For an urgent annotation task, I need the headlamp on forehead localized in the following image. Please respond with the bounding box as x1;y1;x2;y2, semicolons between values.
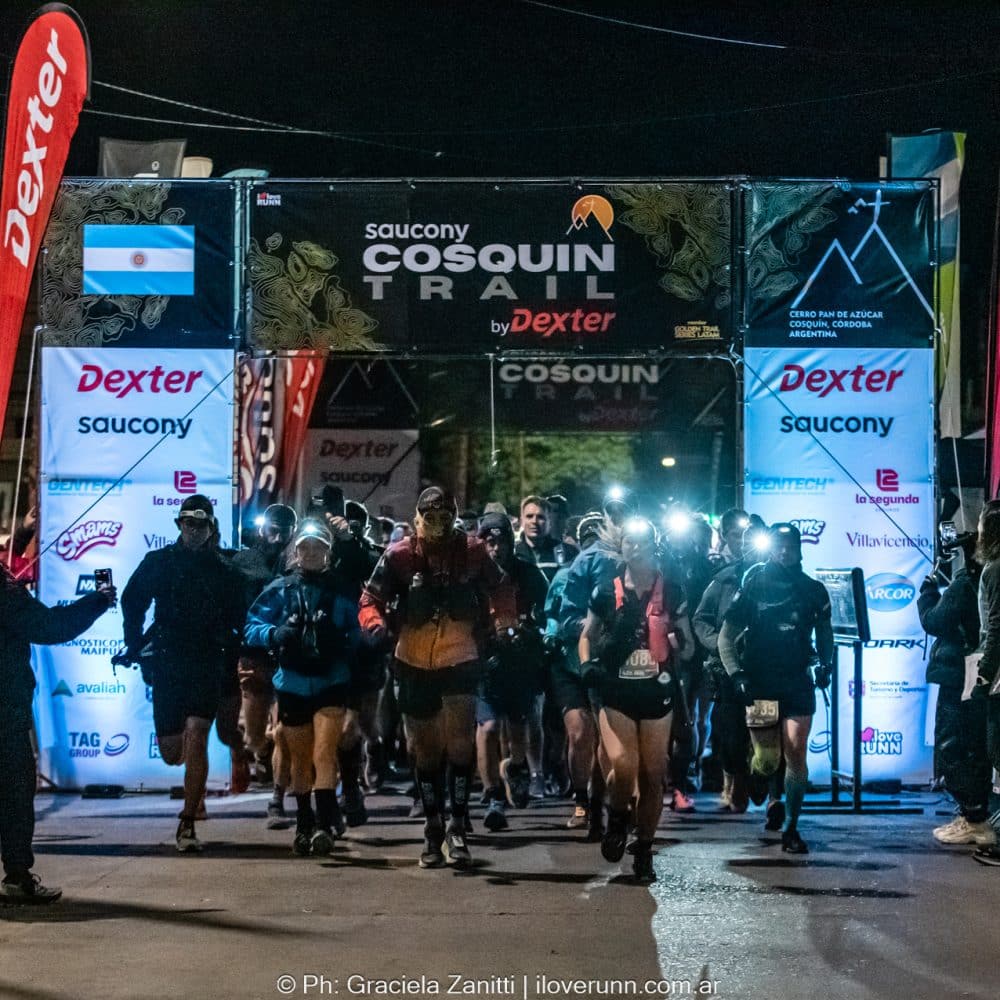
294;519;333;548
623;517;657;542
177;508;212;527
747;528;772;554
666;511;691;536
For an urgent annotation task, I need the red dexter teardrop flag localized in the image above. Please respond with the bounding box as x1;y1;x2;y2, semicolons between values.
0;5;90;438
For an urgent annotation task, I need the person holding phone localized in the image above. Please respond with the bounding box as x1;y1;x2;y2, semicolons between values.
918;528;992;848
0;565;115;903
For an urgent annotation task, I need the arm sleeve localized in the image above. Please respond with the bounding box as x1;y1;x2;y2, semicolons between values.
718;619;741;675
358;550;398;632
692;579;723;653
977;564;1000;680
121;553;157;651
244;582;285;650
8;586;107;646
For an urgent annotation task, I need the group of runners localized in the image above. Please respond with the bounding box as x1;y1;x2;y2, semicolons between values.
105;484;836;887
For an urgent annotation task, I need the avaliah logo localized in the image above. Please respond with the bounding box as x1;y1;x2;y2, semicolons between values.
52;679;73;697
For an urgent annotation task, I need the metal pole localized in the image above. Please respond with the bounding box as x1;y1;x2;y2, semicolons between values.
853;639;863;813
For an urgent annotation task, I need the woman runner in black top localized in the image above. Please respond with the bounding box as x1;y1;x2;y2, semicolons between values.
579;517;693;882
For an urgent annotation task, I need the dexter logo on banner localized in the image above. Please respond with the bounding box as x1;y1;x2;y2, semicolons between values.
82;225;195;296
77;363;203;397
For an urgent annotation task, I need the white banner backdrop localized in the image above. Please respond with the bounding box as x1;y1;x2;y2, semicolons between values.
301;428;420;521
34;347;236;789
744;346;935;783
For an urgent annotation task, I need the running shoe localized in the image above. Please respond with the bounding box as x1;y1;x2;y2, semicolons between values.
0;872;62;905
632;846;656;884
408;798;425;819
972;846;1000;867
566;804;590;830
292;828;314;857
747;773;769;807
601;811;628;863
266;800;290;830
933;816;997;846
781;828;809;855
500;758;531;810
670;789;696;813
419;820;446;869
765;800;786;832
310;829;336;857
330;801;347;838
342;786;369;828
175;820;203;854
443;823;473;868
483;799;508;832
528;773;546;800
363;739;388;792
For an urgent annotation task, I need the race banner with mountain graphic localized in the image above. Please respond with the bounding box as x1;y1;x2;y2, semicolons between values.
246;180;736;355
743;180;937;783
744;181;936;349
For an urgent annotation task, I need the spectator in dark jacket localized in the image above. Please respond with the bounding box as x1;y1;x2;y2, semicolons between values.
0;569;115;904
918;539;993;848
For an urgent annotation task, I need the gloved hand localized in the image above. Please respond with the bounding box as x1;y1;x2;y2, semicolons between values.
731;669;754;706
360;624;387;650
814;662;833;690
111;648;137;669
271;623;301;654
580;658;604;687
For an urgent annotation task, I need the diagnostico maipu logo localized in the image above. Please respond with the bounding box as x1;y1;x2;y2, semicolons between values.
567;195;614;241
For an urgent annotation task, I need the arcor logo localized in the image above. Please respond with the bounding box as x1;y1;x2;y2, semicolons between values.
55;519;122;561
865;573;916;612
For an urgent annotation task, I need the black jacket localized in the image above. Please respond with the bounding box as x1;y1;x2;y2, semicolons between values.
121;541;245;658
918;568;980;688
515;535;579;585
0;573;108;726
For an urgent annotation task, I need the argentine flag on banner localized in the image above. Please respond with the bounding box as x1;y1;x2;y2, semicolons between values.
82;224;195;296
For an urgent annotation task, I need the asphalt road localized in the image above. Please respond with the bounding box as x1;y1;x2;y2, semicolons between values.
0;787;993;1000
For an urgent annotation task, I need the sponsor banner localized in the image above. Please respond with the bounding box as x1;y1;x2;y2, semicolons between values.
40;347;234;482
248;180;735;354
889;132;964;437
745;344;934;781
32;643;230;788
237;352;325;511
41;178;238;348
303;429;420;520
310;360;419;430
36;346;235;789
807;642;931;783
744;347;935;476
0;6;90;433
745;181;935;349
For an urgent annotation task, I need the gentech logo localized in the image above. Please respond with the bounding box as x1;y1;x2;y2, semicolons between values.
866;573;916;612
55;520;122;561
567;195;614;241
860;726;903;756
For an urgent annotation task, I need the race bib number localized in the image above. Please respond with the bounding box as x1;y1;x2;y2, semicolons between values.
619;648;658;680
